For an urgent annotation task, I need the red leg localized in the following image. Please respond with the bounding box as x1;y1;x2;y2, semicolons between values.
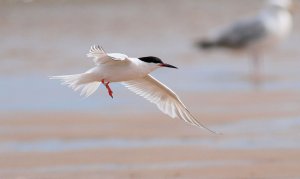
101;80;113;98
105;82;113;98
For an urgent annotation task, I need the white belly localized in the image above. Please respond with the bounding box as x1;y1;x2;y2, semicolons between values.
88;62;147;83
251;11;292;53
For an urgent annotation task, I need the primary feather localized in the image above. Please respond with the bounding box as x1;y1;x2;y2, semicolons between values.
123;75;217;134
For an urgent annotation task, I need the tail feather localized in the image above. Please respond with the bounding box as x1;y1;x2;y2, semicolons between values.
196;40;217;49
80;82;100;97
49;74;100;97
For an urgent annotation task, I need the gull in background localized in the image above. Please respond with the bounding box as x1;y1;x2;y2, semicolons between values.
50;45;216;133
197;0;293;77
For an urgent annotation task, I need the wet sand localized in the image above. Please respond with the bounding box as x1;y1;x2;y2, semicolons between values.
1;90;300;179
1;0;300;178
1;112;300;179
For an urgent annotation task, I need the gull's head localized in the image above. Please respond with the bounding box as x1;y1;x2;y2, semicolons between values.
138;56;177;71
267;0;293;10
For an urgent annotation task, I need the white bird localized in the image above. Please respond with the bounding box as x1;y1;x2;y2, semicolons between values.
197;0;293;77
50;45;216;133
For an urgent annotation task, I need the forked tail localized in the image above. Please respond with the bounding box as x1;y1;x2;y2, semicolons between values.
49;73;100;97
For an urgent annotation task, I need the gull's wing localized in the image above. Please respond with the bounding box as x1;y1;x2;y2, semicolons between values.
122;75;216;133
215;17;267;48
87;45;129;65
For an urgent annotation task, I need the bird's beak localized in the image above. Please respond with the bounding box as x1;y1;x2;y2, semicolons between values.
159;63;178;69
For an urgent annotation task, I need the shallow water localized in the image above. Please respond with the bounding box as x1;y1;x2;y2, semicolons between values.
1;117;299;153
0;160;255;173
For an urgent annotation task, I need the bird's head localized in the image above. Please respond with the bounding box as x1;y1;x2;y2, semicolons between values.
267;0;293;11
138;56;177;71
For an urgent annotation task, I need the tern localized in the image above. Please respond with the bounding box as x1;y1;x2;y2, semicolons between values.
197;0;293;77
50;45;216;133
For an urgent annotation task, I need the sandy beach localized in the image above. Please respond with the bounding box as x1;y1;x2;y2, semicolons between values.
1;112;300;179
1;0;300;178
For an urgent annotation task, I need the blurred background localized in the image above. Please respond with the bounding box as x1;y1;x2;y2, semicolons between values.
1;0;300;178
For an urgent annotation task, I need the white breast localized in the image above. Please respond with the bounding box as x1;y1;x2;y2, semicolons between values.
275;11;292;40
90;58;154;83
250;9;292;53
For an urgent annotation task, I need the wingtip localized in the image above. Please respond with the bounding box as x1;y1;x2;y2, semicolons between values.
89;44;105;51
194;123;221;135
88;44;106;55
87;45;107;58
183;108;220;134
48;76;56;80
195;40;216;49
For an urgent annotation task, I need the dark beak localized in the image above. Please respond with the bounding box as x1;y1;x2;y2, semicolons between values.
159;63;178;69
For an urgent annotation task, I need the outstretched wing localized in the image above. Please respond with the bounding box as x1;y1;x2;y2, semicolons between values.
122;75;217;134
87;45;129;65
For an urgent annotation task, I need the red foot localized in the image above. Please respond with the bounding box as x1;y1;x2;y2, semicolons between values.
102;80;113;98
105;82;113;98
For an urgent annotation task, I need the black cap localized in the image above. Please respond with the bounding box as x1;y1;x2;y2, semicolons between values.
138;56;163;64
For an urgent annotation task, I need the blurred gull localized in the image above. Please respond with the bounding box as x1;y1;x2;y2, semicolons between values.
50;45;216;133
197;0;293;77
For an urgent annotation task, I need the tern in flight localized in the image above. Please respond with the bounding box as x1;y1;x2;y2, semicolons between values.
197;0;293;77
50;45;216;133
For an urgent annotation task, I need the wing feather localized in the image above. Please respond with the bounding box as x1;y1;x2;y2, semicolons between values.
87;45;128;65
216;18;267;48
122;75;217;133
